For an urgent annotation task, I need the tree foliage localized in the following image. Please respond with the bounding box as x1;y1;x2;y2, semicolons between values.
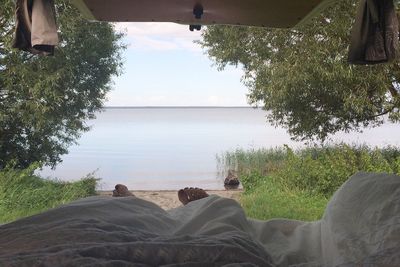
0;0;124;168
200;0;400;141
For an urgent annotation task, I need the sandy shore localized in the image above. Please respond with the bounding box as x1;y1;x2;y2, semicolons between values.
98;190;242;210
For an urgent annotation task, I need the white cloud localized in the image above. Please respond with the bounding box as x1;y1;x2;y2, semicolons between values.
114;22;202;52
128;36;179;51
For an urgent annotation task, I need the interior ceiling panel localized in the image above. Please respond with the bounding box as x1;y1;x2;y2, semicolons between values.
72;0;335;28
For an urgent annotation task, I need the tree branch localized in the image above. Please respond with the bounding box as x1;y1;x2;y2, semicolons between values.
388;84;400;99
367;106;396;119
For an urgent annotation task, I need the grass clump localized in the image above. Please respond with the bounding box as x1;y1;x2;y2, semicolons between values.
218;144;400;221
0;164;98;223
239;173;328;221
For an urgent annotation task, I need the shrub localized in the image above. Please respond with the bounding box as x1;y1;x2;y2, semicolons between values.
219;144;400;197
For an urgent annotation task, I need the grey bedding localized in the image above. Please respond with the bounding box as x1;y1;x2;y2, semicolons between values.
0;172;399;266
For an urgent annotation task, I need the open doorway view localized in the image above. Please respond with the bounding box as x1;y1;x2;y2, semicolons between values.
39;21;400;192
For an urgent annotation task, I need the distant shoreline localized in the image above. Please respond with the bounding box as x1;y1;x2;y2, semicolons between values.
103;106;257;109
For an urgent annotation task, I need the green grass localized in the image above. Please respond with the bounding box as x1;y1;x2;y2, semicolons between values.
0;165;98;224
218;144;400;221
240;174;328;221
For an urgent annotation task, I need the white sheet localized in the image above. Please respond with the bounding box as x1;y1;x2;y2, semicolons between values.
0;172;399;266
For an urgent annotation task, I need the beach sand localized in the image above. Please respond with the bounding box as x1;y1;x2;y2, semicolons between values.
98;190;242;210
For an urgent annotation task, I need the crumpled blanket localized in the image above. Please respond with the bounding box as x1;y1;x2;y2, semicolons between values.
0;172;399;266
348;0;399;64
12;0;59;55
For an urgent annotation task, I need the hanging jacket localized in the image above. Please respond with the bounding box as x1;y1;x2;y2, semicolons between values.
12;0;59;55
348;0;399;64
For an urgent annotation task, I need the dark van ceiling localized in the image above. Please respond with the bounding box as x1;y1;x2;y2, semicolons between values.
71;0;336;28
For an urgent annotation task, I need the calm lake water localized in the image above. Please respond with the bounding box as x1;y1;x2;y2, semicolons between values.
40;107;400;190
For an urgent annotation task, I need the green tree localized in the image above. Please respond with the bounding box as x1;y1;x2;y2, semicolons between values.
200;0;400;141
0;0;124;168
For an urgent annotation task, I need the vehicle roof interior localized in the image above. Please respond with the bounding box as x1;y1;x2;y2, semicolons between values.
71;0;337;28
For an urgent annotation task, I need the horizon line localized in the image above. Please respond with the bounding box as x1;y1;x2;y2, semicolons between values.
103;105;256;109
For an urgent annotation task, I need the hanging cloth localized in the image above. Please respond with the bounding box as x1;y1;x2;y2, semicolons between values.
348;0;399;65
12;0;59;55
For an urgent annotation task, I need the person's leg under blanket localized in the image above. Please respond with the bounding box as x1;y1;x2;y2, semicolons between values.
0;193;274;266
248;172;400;267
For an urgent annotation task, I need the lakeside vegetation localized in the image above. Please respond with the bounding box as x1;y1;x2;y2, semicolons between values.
0;165;98;223
2;143;400;224
218;144;400;221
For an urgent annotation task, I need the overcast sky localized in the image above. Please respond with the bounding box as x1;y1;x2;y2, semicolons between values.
105;22;249;107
